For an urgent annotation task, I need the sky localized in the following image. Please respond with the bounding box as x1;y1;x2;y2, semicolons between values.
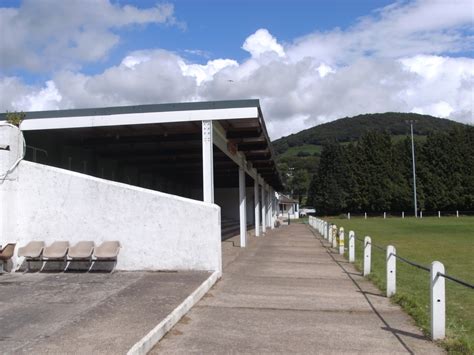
0;0;473;139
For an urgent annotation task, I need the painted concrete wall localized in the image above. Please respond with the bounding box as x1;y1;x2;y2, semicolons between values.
0;160;222;272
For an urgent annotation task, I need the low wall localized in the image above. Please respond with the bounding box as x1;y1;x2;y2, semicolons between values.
1;161;222;272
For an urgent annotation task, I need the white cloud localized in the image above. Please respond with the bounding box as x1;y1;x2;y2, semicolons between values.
1;0;473;139
0;0;177;71
242;29;285;58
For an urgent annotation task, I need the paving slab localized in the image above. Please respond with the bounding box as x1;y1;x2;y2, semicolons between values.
153;224;444;354
0;270;210;354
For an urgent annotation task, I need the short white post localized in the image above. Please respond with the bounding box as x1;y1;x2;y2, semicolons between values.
339;227;344;255
438;211;441;218
402;211;405;219
420;210;423;218
384;212;386;219
328;224;333;244
456;210;459;218
386;245;396;297
348;230;355;262
364;236;371;276
347;212;350;220
239;166;247;248
430;261;445;340
364;212;367;219
332;226;338;248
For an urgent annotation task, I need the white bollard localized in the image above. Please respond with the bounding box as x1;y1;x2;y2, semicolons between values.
348;230;355;263
456;210;459;218
430;261;445;340
363;236;371;276
339;227;345;255
402;211;405;219
347;212;350;220
364;212;367;219
384;212;386;219
332;226;338;248
420;211;423;218
326;222;330;240
438;211;441;218
324;222;328;239
328;224;333;244
386;245;396;297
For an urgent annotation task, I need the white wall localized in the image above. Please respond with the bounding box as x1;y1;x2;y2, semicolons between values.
0;160;222;272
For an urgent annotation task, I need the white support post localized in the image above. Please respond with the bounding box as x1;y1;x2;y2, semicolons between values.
364;212;367;219
364;236;371;276
339;227;345;255
386;245;396;297
328;224;333;244
384;212;386;219
270;188;275;230
332;225;338;248
254;178;260;237
347;212;350;220
239;166;247;248
402;211;405;219
348;230;355;263
261;183;266;234
430;261;445;340
456;210;459;218
438;211;441;218
202;120;214;203
420;211;423;218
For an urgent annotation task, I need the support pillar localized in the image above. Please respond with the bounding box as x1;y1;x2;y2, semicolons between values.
202;120;214;203
261;182;266;234
254;177;260;237
239;166;247;247
270;187;274;229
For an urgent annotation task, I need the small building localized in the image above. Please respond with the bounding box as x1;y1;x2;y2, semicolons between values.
278;193;299;219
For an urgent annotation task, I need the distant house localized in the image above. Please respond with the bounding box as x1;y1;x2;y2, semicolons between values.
278;193;299;219
0;99;283;273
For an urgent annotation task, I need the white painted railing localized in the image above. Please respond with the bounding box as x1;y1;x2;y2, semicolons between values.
308;216;474;341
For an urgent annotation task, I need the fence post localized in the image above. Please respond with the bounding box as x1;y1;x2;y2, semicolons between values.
324;222;328;239
332;226;338;248
456;210;459;218
438;211;441;218
348;230;355;262
364;236;371;276
347;212;350;220
430;261;445;340
402;211;405;219
384;212;386;219
364;212;367;219
420;211;423;218
328;224;333;244
386;245;396;297
339;227;345;255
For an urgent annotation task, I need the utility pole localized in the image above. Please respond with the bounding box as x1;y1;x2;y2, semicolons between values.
409;121;418;218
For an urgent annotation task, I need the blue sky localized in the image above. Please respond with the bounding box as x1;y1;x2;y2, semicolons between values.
0;0;472;138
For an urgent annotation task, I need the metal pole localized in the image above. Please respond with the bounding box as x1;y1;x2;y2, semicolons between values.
410;122;418;218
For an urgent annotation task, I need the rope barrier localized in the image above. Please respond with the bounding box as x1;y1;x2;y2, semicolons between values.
437;272;474;290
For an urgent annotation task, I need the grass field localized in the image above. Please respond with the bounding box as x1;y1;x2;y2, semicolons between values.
279;144;322;158
323;216;474;354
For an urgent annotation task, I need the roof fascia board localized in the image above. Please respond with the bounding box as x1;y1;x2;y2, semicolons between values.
18;107;259;131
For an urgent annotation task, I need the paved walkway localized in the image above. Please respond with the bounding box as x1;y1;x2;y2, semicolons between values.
153;224;443;354
0;271;209;354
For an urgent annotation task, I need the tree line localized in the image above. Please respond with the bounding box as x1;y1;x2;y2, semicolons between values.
307;126;474;215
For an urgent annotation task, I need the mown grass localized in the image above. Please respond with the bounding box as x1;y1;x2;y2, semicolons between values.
325;216;474;354
279;144;322;158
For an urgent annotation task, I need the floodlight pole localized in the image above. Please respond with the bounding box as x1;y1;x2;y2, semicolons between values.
410;121;418;218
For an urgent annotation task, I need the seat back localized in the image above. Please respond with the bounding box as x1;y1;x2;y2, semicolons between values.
43;241;70;259
18;241;45;258
94;241;121;259
0;243;16;260
68;241;95;258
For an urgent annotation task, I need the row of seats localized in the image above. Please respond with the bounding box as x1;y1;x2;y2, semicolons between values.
0;241;121;273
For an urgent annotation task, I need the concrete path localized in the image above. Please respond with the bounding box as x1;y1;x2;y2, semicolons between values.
153;224;443;354
0;271;209;354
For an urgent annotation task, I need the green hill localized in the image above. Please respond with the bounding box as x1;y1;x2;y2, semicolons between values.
273;112;468;204
273;112;465;155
